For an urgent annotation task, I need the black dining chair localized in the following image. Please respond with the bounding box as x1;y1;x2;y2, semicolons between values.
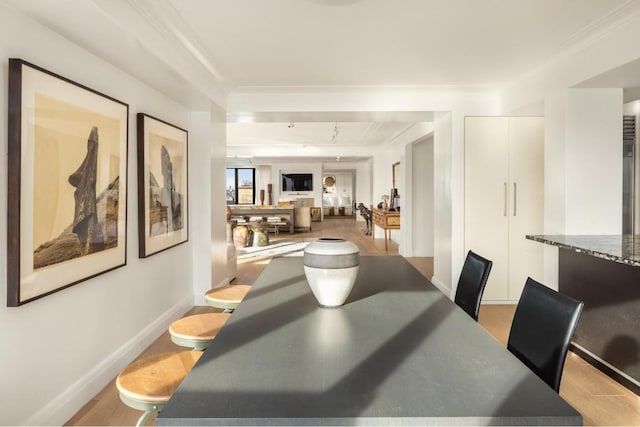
507;277;584;392
454;250;493;321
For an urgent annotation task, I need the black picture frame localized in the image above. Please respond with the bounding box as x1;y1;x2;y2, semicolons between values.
137;113;189;258
7;59;129;306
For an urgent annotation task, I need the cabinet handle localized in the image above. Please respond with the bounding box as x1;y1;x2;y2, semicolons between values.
513;182;517;216
504;182;508;217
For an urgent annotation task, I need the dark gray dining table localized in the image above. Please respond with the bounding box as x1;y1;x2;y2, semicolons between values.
157;256;582;426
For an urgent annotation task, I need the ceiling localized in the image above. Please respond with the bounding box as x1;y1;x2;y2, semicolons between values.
226;111;433;163
168;0;631;88
574;57;640;103
7;0;639;162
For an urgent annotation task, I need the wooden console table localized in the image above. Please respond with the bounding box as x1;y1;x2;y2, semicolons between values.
372;208;400;251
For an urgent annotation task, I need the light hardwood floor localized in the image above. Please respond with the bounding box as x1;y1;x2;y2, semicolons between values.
66;216;640;426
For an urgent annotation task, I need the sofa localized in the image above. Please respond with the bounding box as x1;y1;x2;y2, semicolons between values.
322;194;353;216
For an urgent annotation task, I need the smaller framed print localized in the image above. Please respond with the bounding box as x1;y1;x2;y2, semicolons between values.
7;59;129;306
137;113;189;257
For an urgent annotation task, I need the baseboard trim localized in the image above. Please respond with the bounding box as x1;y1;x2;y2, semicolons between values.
570;343;640;396
399;247;412;257
25;294;193;426
195;277;231;305
430;276;451;297
216;277;231;288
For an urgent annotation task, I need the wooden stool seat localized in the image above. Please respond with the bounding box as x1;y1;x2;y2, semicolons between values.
169;313;231;350
116;351;201;426
205;285;251;312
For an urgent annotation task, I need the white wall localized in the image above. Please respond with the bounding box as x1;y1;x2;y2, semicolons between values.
210;105;233;290
372;149;402;243
192;104;234;297
501;11;640;114
402;143;415;255
370;127;440;248
323;160;373;219
433;112;453;295
501;11;635;288
270;162;323;207
410;137;434;256
542;90;568;289
331;172;354;200
0;8;218;425
565;89;623;234
227;159;373;224
228;89;500;294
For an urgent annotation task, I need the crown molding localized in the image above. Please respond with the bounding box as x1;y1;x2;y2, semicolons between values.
93;0;233;105
357;122;382;146
556;0;640;54
383;122;433;147
230;85;498;95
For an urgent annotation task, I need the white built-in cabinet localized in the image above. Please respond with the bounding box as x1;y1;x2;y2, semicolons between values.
464;116;544;302
334;173;353;199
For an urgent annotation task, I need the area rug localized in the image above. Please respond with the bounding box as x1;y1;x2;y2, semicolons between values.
236;239;312;260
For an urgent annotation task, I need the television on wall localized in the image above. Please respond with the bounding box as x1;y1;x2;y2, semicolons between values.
282;173;313;191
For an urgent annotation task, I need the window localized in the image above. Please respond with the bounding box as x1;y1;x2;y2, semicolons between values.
226;168;255;205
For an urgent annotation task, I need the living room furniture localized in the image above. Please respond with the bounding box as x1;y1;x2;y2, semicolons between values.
293;197;314;207
310;207;321;222
117;351;201;427
169;313;231;351
158;257;581;426
507;277;583;392
454;250;493;321
465;116;544;302
228;206;294;234
226;221;237;280
266;221;289;234
322;194;353;216
294;206;311;232
527;234;640;394
204;285;251;313
371;208;400;251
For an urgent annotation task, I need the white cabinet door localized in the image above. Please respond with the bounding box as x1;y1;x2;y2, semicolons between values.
508;117;544;301
464;117;510;301
335;173;353;199
464;116;544;302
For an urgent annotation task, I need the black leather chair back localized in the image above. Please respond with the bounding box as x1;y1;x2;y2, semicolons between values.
454;251;493;321
507;277;584;392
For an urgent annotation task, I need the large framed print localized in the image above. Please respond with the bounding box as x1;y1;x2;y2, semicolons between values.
7;59;129;307
137;113;188;258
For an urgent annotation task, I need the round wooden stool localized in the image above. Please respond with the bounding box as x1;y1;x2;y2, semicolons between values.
204;285;251;312
116;351;201;426
169;312;231;350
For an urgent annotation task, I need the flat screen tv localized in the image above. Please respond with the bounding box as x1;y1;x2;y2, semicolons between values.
282;173;313;192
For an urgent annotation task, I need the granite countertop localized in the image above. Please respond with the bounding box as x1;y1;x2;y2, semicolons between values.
526;234;640;267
